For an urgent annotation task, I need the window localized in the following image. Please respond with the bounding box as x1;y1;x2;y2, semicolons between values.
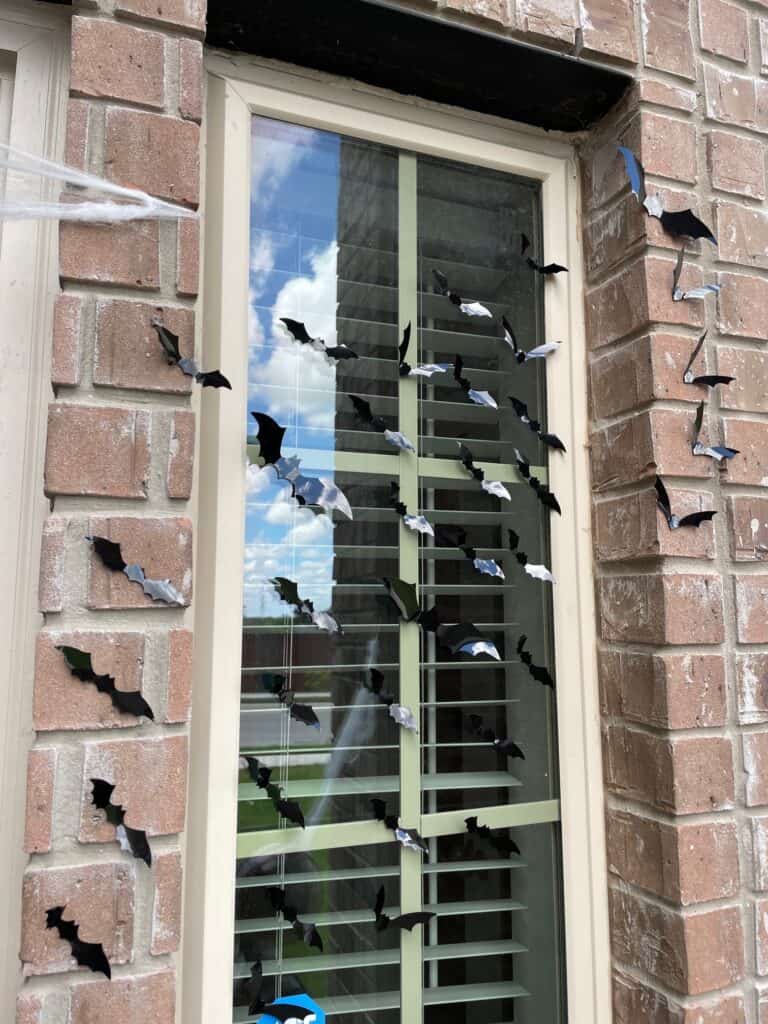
187;61;609;1024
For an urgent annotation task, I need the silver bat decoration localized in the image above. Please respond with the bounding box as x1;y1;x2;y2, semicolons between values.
482;480;511;501
389;704;418;732
384;429;416;452
459;640;501;660
404;514;434;536
691;401;739;462
473;558;505;579
123;565;184;605
672;246;720;302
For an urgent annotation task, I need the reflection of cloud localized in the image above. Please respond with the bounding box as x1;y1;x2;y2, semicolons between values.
250;232;274;300
251;120;316;208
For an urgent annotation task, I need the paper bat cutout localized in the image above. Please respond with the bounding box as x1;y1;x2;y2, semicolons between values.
363;667;396;708
56;645;154;720
45;906;111;978
437;621;501;660
618;147;716;243
672;247;720;302
432;268;492;317
371;799;428;853
240;755;306;828
508;529;554;583
373;886;434;932
453;354;497;408
465;816;521;857
520;233;567;275
397;321;449;378
389;482;434;536
654;476;717;530
280;317;358;362
467;714;524;759
458;443;511;502
266;887;323;952
349;395;415;452
152;321;231;389
513;449;562;514
88;536;184;605
508;396;566;452
90;778;151;865
389;704;417;732
517;635;554;688
502;316;560;363
270;577;342;634
247;960;264;1015
261;673;320;728
435;524;504;579
252;412;286;466
682;331;733;389
258;1004;318;1023
692;401;739;461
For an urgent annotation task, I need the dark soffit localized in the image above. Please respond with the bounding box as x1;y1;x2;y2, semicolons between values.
205;0;631;133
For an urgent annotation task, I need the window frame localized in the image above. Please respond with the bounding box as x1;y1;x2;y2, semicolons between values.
185;54;608;1024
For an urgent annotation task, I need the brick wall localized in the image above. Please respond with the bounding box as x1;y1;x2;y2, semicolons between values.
17;0;768;1021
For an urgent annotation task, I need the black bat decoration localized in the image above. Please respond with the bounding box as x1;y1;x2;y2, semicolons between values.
654;476;717;530
465;816;521;857
692;401;739;462
372;886;435;932
261;673;320;728
363;667;396;708
381;578;439;635
251;412;286;467
467;714;524;759
348;395;415;452
371;799;428;853
241;755;306;828
508;396;566;452
618;147;716;243
436;621;501;660
45;906;111;978
432;269;492;317
507;529;554;583
435;524;504;580
280;317;358;362
458;443;511;502
513;449;562;514
90;778;151;866
398;321;412;376
88;536;183;605
389;482;434;536
453;354;497;408
682;331;733;389
672;247;720;302
266;887;323;952
247;960;264;1015
520;233;567;275
152;321;231;389
501;315;560;364
270;576;342;634
517;634;554;688
56;645;154;720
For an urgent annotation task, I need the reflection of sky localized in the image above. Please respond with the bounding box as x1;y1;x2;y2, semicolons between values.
245;117;340;618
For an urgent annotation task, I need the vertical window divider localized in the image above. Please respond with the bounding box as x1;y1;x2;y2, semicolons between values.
396;151;423;1012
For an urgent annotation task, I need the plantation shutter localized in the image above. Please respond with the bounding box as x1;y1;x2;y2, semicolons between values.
234;115;565;1023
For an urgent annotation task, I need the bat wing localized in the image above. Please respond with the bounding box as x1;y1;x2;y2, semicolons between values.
403;513;434;536
271;576;302;610
123;823;152;866
525;563;555;583
89;536;127;571
390;911;435;931
417;605;440;633
398;322;411;366
196;369;232;389
530;664;555;688
459;301;493;317
692;375;734;388
432;268;449;295
482;480;511;501
259;1004;316;1023
536;262;568;276
370;798;387;822
437;621;486;654
395;827;428;854
276;798;305;828
111;687;155;720
524;342;560;360
383;429;416;452
349;394;374;424
677;510;717;528
139;574;184;605
540;432;566;452
693;401;705;447
654;476;673;522
495;738;525;758
473;558;505;579
90;778;116;811
459;640;501;660
678;284;720;301
660;208;716;243
538;488;562;515
501;315;519;354
383;577;420;621
152;322;182;363
683;329;707;382
410;363;450;377
509;396;529;420
56;645;97;680
389;703;417;731
280;318;313;344
373;885;386;920
288;702;320;728
436;524;468;549
302;923;323;951
251;412;286;466
72;934;112;978
323;345;358;361
617;146;647;204
467;389;497;407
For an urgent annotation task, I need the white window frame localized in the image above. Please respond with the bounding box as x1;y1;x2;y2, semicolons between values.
185;53;609;1024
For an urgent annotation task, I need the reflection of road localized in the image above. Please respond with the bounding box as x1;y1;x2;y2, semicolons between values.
239;695;334;751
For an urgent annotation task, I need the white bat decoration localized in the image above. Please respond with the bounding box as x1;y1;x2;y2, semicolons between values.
124;565;184;605
403;514;434;536
459;640;501;660
459;301;492;318
482;480;511;501
409;363;451;378
467;389;498;409
474;558;505;579
389;704;418;731
310;610;342;634
384;430;416;452
395;827;428;853
524;564;555;583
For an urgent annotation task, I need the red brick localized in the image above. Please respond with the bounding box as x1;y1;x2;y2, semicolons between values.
65;98;89;171
613;975;745;1024
584;194;646;280
745;732;768;806
707;131;765;199
750;817;768;890
643;0;695;80
94;300;194;394
723;419;768;485
87;516;193;610
80;735;188;841
150;851;182;954
647;254;707;325
762;18;768;74
21;863;134;974
167;410;195;499
443;0;510;24
71;17;165;108
578;0;637;61
718;194;768;266
176;217;199;297
599;574;724;645
735;575;768;642
604;725;734;812
607;810;739;904
515;0;576;45
34;631;146;731
756;899;768;974
590;333;700;418
45;404;150;499
178;37;203;122
105;108;199;207
114;0;205;32
736;655;768;724
599;649;726;728
731;496;768;561
51;293;82;387
70;970;175;1024
24;748;56;854
60;220;159;290
165;628;193;723
704;64;766;130
717;271;768;338
638;79;697;112
594;485;715;561
642;112;697;184
699;0;749;63
717;349;768;413
610;887;743;994
15;993;42;1024
582;119;641;211
39;518;65;614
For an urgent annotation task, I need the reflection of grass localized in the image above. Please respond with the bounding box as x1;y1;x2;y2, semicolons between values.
237;762;330;832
